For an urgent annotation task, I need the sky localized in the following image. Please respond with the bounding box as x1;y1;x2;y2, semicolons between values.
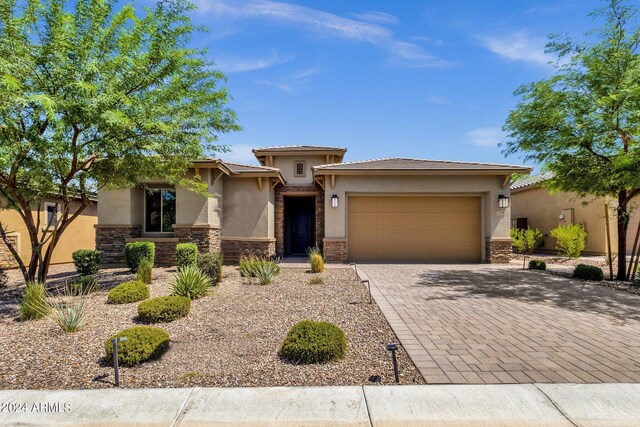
184;0;604;168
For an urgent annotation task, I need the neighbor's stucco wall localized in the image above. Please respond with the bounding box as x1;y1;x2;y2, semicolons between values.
273;155;326;185
323;174;510;246
511;187;614;254
221;177;274;238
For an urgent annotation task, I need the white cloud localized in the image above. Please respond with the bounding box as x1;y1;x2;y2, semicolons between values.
258;65;323;92
352;11;399;26
214;51;293;73
207;0;450;68
218;144;260;165
467;127;503;148
479;30;555;67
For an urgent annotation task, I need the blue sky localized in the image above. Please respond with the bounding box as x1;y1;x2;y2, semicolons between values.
186;0;603;167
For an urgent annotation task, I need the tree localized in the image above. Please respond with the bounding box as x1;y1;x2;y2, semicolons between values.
503;0;640;280
511;227;543;268
0;0;239;283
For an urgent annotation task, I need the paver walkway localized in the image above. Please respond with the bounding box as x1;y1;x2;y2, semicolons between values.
356;264;640;384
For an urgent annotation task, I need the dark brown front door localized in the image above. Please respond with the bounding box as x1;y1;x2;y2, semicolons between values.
285;196;315;256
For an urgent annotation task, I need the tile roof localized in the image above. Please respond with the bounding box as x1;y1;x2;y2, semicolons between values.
510;172;554;190
252;145;346;153
222;161;280;174
313;157;531;171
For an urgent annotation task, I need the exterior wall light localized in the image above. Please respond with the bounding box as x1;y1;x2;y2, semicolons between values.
498;195;510;208
331;194;339;208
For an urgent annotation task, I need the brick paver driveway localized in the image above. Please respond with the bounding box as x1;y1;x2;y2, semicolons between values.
357;264;640;384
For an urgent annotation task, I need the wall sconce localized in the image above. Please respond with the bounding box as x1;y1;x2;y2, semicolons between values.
559;214;565;221
331;194;339;208
498;195;510;208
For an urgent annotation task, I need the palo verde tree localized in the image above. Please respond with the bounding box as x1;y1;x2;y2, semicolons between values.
0;0;239;283
503;0;640;280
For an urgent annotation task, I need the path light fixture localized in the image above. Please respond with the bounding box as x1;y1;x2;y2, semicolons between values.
112;337;128;386
331;194;339;208
386;343;399;383
498;195;510;208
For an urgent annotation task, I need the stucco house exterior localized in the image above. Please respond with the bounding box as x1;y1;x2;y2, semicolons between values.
510;173;639;255
0;197;97;269
96;145;530;265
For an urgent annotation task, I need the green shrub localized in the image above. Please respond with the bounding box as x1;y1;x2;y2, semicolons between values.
138;296;191;323
124;242;155;273
171;265;210;299
176;243;198;269
254;259;281;285
67;275;99;295
511;228;543;254
239;254;259;277
550;224;587;258
308;275;324;285
198;251;223;284
573;264;604;281
72;249;102;276
19;282;48;320
280;320;346;364
107;281;150;304
0;268;7;288
105;326;170;367
528;260;547;270
136;259;153;285
307;247;324;273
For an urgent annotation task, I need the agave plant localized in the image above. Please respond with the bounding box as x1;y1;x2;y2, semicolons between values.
171;265;211;299
253;260;281;285
239;255;259;278
48;290;90;333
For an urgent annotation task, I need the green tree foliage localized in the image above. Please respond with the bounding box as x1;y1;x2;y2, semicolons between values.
503;0;640;279
511;227;543;268
550;224;587;258
0;0;239;283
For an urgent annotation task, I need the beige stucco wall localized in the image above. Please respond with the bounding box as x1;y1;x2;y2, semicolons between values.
273;155;326;185
221;177;274;238
0;199;97;267
323;174;511;260
510;187;616;254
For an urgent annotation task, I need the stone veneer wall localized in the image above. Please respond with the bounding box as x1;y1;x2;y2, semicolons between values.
323;238;347;262
274;184;324;258
486;238;512;263
95;225;142;266
0;234;19;269
221;238;276;263
173;226;221;254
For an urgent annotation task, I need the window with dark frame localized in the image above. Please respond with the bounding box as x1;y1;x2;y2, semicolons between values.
294;160;306;177
145;189;176;233
44;202;57;227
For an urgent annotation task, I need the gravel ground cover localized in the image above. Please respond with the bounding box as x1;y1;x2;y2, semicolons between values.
0;264;424;389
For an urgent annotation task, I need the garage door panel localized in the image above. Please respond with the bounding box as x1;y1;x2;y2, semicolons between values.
348;196;481;262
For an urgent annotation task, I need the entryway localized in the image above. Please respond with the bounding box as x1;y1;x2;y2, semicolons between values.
284;196;315;256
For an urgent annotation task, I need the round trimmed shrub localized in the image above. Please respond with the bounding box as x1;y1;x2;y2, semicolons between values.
105;326;170;367
138;296;191;323
72;249;102;276
67;275;99;295
198;251;223;284
573;264;604;281
124;242;155;273
280;320;346;364
528;260;547;271
176;243;198;269
107;281;150;304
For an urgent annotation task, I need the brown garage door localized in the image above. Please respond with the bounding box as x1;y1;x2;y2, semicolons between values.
348;196;481;262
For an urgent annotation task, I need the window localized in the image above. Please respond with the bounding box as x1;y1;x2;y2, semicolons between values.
511;218;528;230
44;202;58;227
294;160;306;177
145;189;176;233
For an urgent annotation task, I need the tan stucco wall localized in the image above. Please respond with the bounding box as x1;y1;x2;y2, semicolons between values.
323;174;511;260
221;177;274;238
273;155;326;185
0;200;97;267
510;187;617;254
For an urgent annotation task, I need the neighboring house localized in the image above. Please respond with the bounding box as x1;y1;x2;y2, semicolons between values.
510;173;639;255
0;196;98;269
96;145;530;265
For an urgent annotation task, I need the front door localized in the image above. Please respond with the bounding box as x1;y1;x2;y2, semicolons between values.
285;196;315;256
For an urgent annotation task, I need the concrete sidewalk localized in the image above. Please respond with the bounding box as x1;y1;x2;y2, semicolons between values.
1;384;639;426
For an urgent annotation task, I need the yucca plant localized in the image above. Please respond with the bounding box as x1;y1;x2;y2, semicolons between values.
19;281;49;321
48;288;90;332
171;265;211;299
137;259;153;285
254;260;281;285
239;255;259;278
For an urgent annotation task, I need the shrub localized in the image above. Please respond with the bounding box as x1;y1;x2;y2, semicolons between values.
239;255;259;278
573;264;604;281
72;249;102;276
176;243;198;269
49;288;90;332
307;247;324;273
0;268;7;288
308;275;324;285
67;275;99;295
105;326;170;367
171;265;211;299
280;320;346;364
254;259;280;285
136;259;153;285
19;282;48;321
107;281;150;304
528;260;547;270
550;224;587;258
198;251;223;284
511;228;543;254
138;296;191;323
124;242;155;273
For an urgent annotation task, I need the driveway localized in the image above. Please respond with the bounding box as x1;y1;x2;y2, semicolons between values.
357;264;640;384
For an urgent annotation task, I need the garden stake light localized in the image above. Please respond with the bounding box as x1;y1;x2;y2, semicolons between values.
112;337;128;386
361;279;371;304
386;343;399;383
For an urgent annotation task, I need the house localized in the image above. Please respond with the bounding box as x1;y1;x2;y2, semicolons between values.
95;145;530;265
0;196;98;269
510;173;639;255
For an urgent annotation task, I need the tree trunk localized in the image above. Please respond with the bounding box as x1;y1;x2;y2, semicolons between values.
616;191;629;281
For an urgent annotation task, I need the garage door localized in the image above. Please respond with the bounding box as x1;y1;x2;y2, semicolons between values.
348;196;481;262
